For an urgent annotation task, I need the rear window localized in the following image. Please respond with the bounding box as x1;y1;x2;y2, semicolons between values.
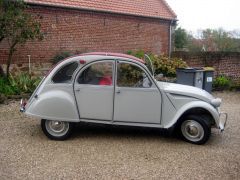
52;62;78;83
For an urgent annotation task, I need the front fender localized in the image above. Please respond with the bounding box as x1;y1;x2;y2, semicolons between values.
25;90;79;122
164;101;220;129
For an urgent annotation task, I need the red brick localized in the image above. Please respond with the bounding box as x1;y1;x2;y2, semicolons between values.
0;5;172;64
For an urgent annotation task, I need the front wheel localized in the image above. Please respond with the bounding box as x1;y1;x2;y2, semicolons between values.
179;115;211;145
41;119;74;140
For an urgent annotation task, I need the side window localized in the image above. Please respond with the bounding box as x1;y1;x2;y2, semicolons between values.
117;63;152;88
52;62;78;83
78;61;113;86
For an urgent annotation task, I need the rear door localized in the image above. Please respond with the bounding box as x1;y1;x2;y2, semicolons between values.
74;60;114;121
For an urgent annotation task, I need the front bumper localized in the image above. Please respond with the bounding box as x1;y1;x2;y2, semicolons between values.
218;112;228;132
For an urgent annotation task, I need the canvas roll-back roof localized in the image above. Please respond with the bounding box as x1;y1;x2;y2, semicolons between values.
80;52;145;64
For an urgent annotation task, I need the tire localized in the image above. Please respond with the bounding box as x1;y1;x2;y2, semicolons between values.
41;119;74;140
178;115;211;145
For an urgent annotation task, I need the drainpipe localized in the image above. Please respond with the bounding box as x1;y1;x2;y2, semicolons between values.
168;20;175;58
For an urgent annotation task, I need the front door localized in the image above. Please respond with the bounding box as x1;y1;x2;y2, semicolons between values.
113;61;162;124
74;60;114;121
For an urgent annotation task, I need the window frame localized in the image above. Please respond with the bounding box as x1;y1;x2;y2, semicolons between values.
116;60;154;89
75;59;115;87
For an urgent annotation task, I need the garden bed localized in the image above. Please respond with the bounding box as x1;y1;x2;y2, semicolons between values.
0;93;31;104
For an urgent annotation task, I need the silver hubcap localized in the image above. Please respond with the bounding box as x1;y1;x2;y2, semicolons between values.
45;120;70;137
181;120;204;142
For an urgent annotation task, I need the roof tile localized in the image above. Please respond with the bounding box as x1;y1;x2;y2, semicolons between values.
25;0;177;20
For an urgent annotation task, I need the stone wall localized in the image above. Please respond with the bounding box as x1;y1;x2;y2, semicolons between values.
172;52;240;83
3;51;239;82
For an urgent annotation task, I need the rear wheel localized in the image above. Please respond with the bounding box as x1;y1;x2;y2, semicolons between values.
179;115;211;145
41;119;74;140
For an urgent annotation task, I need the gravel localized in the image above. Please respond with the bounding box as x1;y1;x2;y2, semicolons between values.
0;92;239;179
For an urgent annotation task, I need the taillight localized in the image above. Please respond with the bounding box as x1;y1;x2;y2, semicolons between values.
79;60;86;64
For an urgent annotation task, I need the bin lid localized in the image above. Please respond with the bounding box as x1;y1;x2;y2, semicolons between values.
177;67;203;73
203;67;215;72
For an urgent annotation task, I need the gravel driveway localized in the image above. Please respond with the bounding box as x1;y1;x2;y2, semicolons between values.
0;92;239;179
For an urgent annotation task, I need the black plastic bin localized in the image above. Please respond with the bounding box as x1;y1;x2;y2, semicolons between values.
176;68;204;89
176;68;214;93
203;70;214;93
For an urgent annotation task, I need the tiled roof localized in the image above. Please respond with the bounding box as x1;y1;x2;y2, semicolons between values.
25;0;177;20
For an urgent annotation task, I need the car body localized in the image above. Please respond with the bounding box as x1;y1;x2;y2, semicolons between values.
20;52;227;144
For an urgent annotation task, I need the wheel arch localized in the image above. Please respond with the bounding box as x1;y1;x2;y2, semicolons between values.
176;107;215;127
165;101;220;129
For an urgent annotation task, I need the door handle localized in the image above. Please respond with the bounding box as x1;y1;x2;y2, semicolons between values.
75;88;81;92
116;89;121;94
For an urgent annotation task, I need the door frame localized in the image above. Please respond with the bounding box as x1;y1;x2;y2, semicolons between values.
73;59;116;121
113;59;163;124
72;58;164;125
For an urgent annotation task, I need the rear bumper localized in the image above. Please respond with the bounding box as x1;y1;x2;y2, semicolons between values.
20;99;26;113
218;112;228;132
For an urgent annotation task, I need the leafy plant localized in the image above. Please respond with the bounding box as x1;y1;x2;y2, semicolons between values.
52;51;72;65
0;73;41;97
0;0;43;78
213;75;231;91
127;50;188;77
0;77;19;95
10;73;41;93
152;56;187;77
175;27;188;49
117;63;143;87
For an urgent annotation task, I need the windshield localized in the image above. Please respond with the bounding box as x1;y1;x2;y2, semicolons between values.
144;54;154;76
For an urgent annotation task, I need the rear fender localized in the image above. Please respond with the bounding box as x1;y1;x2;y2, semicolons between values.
25;90;79;122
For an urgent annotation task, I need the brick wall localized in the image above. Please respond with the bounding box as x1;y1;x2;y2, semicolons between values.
0;5;171;65
1;63;52;77
172;52;240;82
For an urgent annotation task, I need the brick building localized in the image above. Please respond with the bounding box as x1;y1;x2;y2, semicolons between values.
0;0;177;64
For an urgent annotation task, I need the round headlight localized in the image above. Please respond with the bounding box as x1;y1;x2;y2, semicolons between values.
211;98;222;107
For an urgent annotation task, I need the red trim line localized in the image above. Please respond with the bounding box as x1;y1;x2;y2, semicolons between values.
81;52;145;64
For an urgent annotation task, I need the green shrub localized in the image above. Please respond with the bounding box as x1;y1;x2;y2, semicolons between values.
127;50;188;77
0;77;18;95
52;51;72;65
0;73;41;96
10;73;42;93
213;75;231;91
152;56;187;77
